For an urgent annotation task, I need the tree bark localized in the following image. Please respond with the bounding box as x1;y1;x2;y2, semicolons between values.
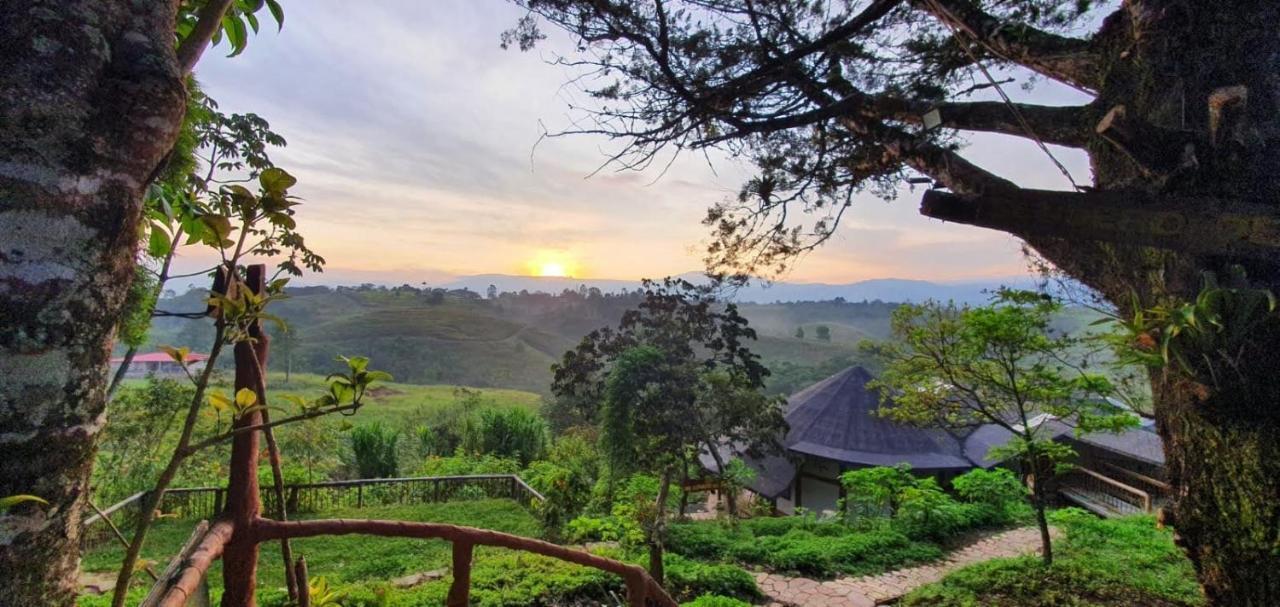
0;2;185;604
221;269;270;607
1153;369;1280;604
648;469;673;586
1005;2;1280;601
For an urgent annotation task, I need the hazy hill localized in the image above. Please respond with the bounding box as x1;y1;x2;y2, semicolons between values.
441;273;1035;305
141;284;900;395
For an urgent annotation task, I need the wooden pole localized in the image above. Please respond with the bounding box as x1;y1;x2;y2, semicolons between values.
221;264;269;607
294;557;310;607
446;541;474;607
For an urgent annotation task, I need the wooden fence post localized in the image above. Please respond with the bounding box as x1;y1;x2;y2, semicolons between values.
446;541;474;607
294;556;310;607
624;567;648;607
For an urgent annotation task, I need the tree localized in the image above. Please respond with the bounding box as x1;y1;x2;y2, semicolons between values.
551;278;786;582
868;290;1135;564
508;1;1280;600
794;326;805;340
814;325;832;342
487;283;499;300
0;2;287;601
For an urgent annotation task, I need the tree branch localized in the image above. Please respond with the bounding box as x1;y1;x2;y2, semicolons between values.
912;0;1101;92
920;188;1280;259
175;0;235;75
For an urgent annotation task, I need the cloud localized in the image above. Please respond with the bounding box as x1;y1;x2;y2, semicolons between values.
190;0;1067;285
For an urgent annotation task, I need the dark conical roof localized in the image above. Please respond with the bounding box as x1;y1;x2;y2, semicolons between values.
782;366;974;470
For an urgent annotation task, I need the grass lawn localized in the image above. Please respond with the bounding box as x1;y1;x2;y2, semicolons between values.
80;499;540;606
249;372;543;427
900;511;1204;607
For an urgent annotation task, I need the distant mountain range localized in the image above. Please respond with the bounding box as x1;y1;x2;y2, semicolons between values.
441;273;1040;306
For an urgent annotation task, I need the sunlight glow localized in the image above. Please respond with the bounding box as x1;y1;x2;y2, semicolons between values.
538;262;568;277
525;250;579;278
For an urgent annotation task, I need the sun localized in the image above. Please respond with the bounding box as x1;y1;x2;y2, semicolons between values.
537;261;569;277
525;250;579;278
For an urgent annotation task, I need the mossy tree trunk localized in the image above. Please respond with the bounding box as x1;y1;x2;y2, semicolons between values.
0;2;185;604
1018;2;1280;601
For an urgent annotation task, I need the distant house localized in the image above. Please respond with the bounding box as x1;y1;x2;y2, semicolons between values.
703;366;1168;518
110;351;209;379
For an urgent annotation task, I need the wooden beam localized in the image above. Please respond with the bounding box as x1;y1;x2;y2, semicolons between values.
920;188;1280;259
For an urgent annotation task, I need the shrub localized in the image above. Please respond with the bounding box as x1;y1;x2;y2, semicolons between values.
952;467;1028;523
663;554;760;601
900;514;1204;607
666;522;743;560
839;464;916;520
348;422;399;478
462;407;549;466
419;453;520;477
681;595;753;607
525;460;591;540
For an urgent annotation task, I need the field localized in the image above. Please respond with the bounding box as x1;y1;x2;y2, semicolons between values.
79;500;542;607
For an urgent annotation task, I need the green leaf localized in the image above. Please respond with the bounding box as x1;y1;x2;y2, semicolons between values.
1;494;48;511
147;222;172;258
265;0;285;30
259;167;297;194
365;370;394;383
222;14;248;57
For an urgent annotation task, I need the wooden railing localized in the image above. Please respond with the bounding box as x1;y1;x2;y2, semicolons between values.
1060;466;1152;514
82;474;544;551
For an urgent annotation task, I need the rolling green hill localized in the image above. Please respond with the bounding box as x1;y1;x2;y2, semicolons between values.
139;287;885;395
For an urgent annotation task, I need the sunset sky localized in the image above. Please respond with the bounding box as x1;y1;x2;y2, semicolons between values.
187;0;1093;287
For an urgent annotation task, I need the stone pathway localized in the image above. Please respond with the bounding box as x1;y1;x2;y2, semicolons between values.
754;526;1060;606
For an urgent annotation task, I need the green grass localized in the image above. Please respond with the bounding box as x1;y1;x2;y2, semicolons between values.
900;512;1204;607
80;499;541;606
250;373;542;427
80;499;762;607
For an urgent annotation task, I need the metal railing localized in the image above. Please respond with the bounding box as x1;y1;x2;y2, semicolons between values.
82;474;544;551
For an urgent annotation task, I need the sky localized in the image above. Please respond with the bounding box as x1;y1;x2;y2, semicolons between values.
187;0;1095;287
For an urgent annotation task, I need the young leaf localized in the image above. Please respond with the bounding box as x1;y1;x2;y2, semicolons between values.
0;494;48;511
208;391;232;412
235;387;259;408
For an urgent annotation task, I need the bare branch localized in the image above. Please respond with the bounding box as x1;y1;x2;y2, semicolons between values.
913;0;1101;92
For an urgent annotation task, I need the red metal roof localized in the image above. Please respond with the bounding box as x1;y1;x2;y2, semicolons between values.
111;351;210;364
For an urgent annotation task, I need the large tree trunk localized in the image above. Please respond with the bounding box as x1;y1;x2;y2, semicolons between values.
0;2;184;604
1020;2;1280;602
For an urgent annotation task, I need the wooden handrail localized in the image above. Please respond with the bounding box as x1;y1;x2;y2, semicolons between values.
1100;461;1170;491
153;516;678;607
84;474;545;535
1070;466;1151;511
82;491;146;526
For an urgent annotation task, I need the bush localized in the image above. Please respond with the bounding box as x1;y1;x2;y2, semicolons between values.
671;519;941;578
952;468;1028;523
663;554;760;601
681;595;752;607
419;453;520;477
349;422;399;478
666;522;743;560
900;515;1204;607
525;460;591;540
462;407;549;466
